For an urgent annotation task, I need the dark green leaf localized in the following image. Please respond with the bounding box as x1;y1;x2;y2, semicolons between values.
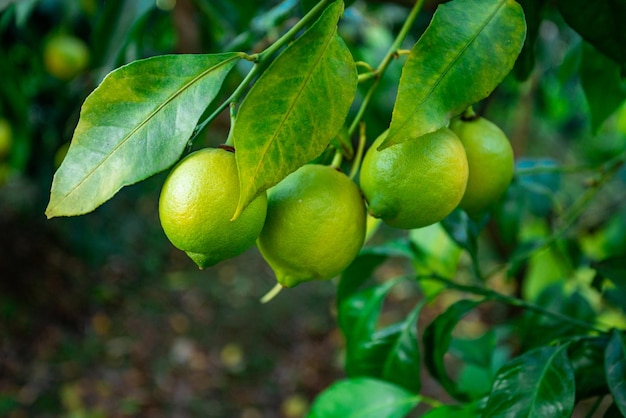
338;239;414;303
450;330;497;369
568;336;609;401
307;378;419;418
46;53;241;218
513;0;548;80
580;43;626;133
381;303;423;393
421;403;479;418
233;0;357;219
605;330;626;416
381;0;526;148
593;256;626;290
483;345;575;417
423;298;485;401
441;209;487;277
339;278;400;345
558;0;626;72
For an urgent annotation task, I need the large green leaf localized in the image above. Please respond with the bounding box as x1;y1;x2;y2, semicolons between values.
568;336;609;401
45;53;241;218
422;298;485;401
338;278;423;393
605;330;626;416
381;0;526;149
232;0;357;219
580;43;626;133
483;345;575;417
558;0;626;73
307;378;419;418
338;238;414;303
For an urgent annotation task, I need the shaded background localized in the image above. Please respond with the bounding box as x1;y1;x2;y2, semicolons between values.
1;0;626;417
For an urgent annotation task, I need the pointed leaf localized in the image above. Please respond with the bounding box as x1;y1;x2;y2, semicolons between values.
307;378;419;418
338;238;414;303
483;345;575;417
233;0;357;219
558;0;626;72
605;330;626;416
46;53;241;218
422;298;485;401
382;0;526;149
381;302;424;393
580;43;626;133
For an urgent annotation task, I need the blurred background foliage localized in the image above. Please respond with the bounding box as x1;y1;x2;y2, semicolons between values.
0;0;624;417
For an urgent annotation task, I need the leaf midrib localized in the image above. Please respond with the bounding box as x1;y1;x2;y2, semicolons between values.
48;54;239;214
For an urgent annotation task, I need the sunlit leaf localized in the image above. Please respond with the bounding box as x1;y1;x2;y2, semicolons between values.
605;330;626;416
233;0;357;219
46;53;241;218
558;0;626;72
422;298;485;401
307;378;419;418
381;0;526;149
483;345;575;417
580;43;626;133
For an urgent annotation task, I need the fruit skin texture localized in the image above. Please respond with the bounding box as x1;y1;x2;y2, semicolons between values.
43;35;90;80
158;147;267;269
360;127;469;229
450;116;514;217
257;164;366;288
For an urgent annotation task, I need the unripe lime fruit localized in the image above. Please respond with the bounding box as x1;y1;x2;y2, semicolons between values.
158;147;267;268
257;164;366;288
359;127;469;229
43;34;90;80
0;118;12;159
450;115;514;217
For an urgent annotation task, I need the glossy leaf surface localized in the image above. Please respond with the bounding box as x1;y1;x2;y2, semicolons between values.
422;298;485;401
307;377;418;418
605;330;626;416
483;345;575;417
233;0;357;219
46;53;240;218
559;0;626;72
382;0;526;148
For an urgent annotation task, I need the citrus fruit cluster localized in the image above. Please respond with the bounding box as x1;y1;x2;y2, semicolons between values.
157;114;512;288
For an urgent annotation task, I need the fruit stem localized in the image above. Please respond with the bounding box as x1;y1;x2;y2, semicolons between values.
347;0;425;138
348;122;366;180
260;283;284;304
190;0;333;145
460;106;478;121
331;148;343;169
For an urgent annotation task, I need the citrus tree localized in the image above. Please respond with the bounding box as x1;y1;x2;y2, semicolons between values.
40;0;626;416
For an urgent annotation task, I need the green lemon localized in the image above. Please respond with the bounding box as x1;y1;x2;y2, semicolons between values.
0;118;12;159
257;164;366;288
43;34;90;80
359;127;469;229
158;147;267;268
450;116;514;217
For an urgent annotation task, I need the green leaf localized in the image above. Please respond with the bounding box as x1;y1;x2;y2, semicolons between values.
421;403;479;418
381;303;423;392
307;378;419;418
381;0;526;149
338;278;423;393
45;53;241;218
441;209;487;278
513;0;548;81
422;298;485;401
568;336;609;401
558;0;626;73
580;43;626;133
233;0;357;219
338;239;414;303
483;345;575;417
605;330;626;416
